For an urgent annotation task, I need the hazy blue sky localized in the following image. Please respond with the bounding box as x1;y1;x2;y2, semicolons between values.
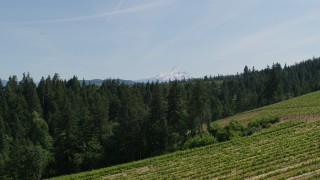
1;0;320;81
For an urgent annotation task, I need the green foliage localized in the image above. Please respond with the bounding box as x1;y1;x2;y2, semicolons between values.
50;121;320;179
183;132;216;149
146;83;168;155
8;142;50;180
0;134;12;179
209;116;279;143
167;81;188;146
75;138;103;171
245;114;280;135
225;120;245;139
264;63;283;104
30;112;53;149
111;84;149;163
209;120;245;141
20;73;42;115
211;96;223;120
208;122;227;141
188;80;211;133
3;57;320;178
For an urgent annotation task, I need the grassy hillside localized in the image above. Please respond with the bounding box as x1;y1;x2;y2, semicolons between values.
217;90;320;126
50;91;320;180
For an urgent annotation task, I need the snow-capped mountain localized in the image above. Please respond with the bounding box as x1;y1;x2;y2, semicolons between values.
137;67;194;83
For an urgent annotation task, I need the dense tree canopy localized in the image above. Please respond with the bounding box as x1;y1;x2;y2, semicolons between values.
1;57;320;178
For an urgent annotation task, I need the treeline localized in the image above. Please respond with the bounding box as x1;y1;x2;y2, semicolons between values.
1;57;320;179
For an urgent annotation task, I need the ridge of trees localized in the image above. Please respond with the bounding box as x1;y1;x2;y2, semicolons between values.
1;57;320;179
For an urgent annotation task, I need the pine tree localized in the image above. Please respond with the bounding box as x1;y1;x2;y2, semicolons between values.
211;96;223;121
167;81;188;147
113;85;148;162
53;86;79;175
37;76;55;121
5;76;28;139
0;80;7;119
264;63;283;104
0;115;11;180
20;73;42;115
189;80;211;134
88;89;110;144
146;82;168;155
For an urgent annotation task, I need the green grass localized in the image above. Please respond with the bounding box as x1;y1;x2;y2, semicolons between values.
217;90;320;126
49;90;320;180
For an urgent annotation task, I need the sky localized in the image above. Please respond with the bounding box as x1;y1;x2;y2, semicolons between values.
1;0;320;81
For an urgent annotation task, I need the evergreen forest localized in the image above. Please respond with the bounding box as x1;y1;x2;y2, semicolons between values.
1;57;320;179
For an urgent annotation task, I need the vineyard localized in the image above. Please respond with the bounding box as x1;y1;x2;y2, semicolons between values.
50;91;320;179
217;90;320;126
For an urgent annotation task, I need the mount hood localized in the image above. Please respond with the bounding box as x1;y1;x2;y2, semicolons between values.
137;67;194;83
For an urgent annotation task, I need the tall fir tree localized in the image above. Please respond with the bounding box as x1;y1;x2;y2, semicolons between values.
146;82;168;155
167;81;188;147
189;80;211;134
20;73;42;115
113;85;148;163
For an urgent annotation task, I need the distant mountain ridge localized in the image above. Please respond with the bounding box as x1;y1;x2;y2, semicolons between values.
0;78;133;86
137;67;194;83
0;69;193;85
81;79;135;86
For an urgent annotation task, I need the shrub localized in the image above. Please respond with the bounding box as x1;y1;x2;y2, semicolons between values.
183;132;217;149
225;120;245;140
209;120;244;142
208;122;227;142
245;114;280;135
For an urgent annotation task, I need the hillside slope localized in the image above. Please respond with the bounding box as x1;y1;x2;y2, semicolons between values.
217;90;320;126
50;91;320;180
